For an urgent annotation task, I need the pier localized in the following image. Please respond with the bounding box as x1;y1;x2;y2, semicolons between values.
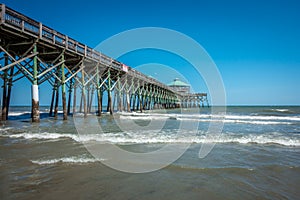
0;4;208;122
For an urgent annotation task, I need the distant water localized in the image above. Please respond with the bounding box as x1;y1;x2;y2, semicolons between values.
0;106;299;199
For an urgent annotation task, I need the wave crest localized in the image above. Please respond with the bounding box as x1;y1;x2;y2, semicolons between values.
2;131;299;147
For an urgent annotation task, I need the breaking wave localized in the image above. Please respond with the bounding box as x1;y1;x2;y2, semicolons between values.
119;112;299;125
30;156;102;165
2;131;299;147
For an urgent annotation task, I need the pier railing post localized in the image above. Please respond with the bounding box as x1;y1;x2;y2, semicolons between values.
31;44;40;122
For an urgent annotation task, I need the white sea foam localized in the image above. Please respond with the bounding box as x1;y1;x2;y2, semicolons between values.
176;118;292;125
224;115;300;121
120;112;299;124
196;135;300;146
8;111;62;117
30;156;102;165
7;132;108;143
270;109;290;112
9;132;78;140
3;131;299;147
123;112;300;120
120;115;169;121
8;112;30;116
0;127;12;131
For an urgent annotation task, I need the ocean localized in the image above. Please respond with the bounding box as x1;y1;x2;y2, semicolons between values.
0;106;299;199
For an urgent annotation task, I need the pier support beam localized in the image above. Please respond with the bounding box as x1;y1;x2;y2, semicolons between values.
97;87;102;116
73;81;77;114
79;90;83;113
61;54;67;120
87;86;90;113
1;56;14;120
67;79;73;115
117;77;123;112
6;65;14;119
132;94;136;111
82;70;87;117
1;55;8;121
106;70;113;115
126;92;130;112
54;85;59;119
49;87;55;116
96;66;102;116
126;79;133;112
31;44;40;122
139;93;143;112
89;85;94;113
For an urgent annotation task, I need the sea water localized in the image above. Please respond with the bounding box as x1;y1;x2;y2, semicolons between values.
0;106;299;199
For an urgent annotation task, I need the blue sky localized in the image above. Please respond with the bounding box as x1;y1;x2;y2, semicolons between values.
2;0;300;105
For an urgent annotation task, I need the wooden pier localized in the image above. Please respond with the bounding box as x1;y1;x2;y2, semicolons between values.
0;4;208;122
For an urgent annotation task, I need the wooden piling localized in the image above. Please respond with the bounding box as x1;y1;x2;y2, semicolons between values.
126;92;130;112
117;92;121;112
1;69;7;121
82;71;87;117
49;88;55;116
61;54;67;120
87;86;90;113
79;90;83;113
96;66;102;116
1;55;8;121
107;70;113;115
107;91;112;114
31;44;40;122
83;88;87;117
73;82;77;114
131;94;135;111
5;65;14;120
97;87;102;116
112;92;116;112
139;94;143;113
89;86;94;113
67;79;72;115
54;86;59;119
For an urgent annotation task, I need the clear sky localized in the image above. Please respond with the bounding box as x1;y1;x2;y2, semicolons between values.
2;0;300;105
